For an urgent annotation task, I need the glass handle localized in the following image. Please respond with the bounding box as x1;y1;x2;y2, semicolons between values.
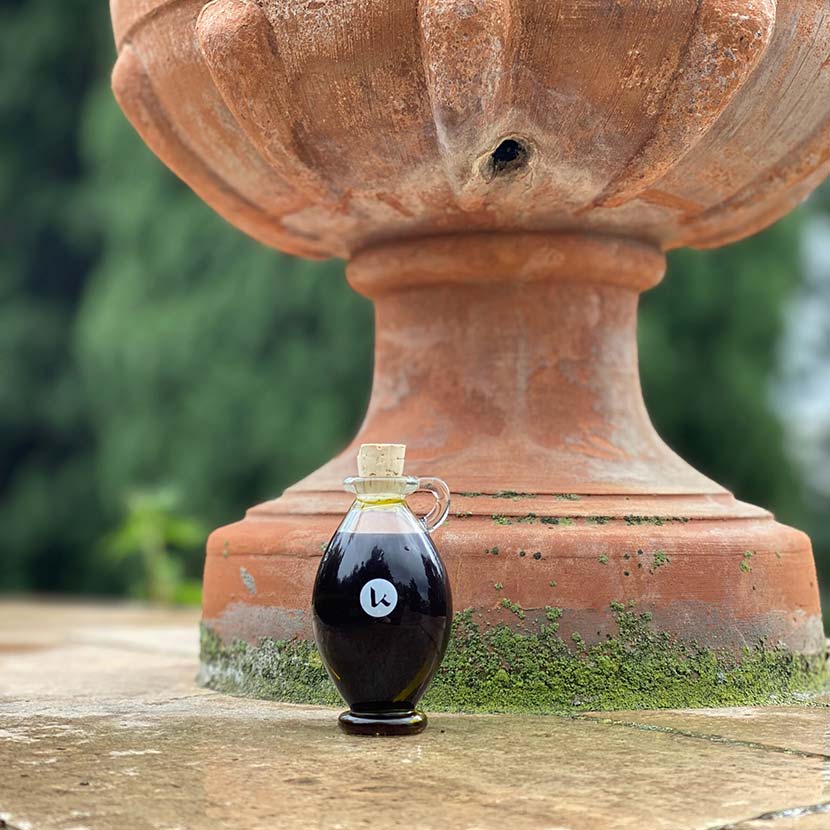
415;477;451;534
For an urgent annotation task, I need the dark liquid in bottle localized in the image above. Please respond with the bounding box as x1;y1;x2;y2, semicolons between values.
312;531;452;735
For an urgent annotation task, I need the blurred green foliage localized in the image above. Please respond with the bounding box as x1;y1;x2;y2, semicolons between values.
0;0;826;606
100;488;205;604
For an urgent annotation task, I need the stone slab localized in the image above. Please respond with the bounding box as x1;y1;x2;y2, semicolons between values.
2;706;828;830
585;706;830;758
729;806;830;830
2;600;830;830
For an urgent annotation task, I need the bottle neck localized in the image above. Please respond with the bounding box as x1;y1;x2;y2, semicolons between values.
344;475;418;501
338;493;423;536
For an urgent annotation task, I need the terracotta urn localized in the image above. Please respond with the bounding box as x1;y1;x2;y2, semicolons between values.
111;0;830;709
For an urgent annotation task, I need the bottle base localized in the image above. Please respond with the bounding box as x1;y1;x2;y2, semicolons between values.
338;709;428;736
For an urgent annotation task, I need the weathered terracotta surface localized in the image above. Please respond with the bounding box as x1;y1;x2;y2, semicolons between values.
204;507;823;654
111;0;830;258
200;234;823;656
109;0;828;664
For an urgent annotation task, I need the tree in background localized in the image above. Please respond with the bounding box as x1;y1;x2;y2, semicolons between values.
774;187;830;571
0;0;110;591
0;0;372;596
1;0;825;602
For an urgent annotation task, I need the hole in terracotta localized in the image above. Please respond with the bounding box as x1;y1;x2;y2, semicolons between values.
482;137;531;180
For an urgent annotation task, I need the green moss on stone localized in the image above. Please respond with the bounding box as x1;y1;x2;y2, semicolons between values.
571;631;586;649
200;604;828;713
499;598;526;620
199;625;340;706
542;516;575;526
624;515;691;526
624;515;665;526
650;550;670;573
489;512;563;525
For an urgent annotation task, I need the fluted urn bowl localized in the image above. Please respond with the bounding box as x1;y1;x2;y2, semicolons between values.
111;0;830;709
112;0;830;257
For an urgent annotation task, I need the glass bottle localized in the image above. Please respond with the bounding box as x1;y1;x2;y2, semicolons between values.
312;443;452;736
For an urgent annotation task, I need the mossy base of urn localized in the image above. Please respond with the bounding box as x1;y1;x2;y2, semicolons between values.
199;608;829;714
202;495;825;711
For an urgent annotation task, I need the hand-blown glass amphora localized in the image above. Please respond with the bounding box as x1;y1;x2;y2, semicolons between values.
312;444;451;736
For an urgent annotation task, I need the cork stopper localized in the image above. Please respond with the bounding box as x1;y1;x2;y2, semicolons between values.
357;444;406;477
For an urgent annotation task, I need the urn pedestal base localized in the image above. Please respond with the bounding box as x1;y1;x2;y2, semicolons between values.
199;234;826;711
203;492;824;650
200;493;826;711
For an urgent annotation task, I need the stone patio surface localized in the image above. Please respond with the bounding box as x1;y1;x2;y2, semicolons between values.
1;599;829;830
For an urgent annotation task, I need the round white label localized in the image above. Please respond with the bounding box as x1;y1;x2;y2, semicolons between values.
359;578;398;618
